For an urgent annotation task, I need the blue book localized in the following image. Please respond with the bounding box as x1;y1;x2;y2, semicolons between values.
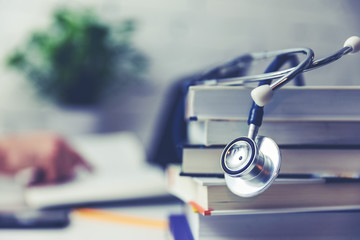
169;214;194;240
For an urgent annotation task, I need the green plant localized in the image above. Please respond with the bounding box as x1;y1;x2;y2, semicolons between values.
6;8;148;106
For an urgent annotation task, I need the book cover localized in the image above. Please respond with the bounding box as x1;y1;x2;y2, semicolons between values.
168;214;194;240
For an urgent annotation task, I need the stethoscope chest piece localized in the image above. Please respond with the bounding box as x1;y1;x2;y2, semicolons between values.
221;136;281;197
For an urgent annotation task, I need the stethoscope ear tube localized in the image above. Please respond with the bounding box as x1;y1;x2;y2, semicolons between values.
210;36;360;86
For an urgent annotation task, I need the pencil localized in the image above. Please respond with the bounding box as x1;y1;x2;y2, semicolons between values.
73;208;168;230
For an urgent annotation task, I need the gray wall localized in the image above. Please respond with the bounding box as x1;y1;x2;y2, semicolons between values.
0;0;359;148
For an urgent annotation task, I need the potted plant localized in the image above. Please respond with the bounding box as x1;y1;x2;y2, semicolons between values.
6;7;148;106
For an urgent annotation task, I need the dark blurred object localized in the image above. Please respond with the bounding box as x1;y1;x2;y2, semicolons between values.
147;76;192;168
148;55;254;168
0;209;69;229
6;7;148;106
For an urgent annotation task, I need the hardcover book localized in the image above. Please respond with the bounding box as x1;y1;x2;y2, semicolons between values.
180;145;360;177
167;165;360;216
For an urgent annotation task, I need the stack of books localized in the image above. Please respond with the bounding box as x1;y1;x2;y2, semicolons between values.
167;85;360;239
186;85;360;146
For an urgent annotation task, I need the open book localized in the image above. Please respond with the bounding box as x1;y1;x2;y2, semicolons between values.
23;132;168;209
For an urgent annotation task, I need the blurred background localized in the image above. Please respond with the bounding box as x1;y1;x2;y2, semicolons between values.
0;0;359;153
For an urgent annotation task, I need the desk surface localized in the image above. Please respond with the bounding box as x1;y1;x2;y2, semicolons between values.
0;202;183;240
0;132;182;239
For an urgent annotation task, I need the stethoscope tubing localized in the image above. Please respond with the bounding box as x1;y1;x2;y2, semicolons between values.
206;46;352;87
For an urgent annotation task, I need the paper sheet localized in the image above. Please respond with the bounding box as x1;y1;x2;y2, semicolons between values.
24;132;168;208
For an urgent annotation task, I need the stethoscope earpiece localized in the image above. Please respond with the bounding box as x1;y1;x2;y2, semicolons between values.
343;36;360;54
221;136;281;198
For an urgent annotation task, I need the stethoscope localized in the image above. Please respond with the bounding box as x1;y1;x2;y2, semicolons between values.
196;36;360;198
